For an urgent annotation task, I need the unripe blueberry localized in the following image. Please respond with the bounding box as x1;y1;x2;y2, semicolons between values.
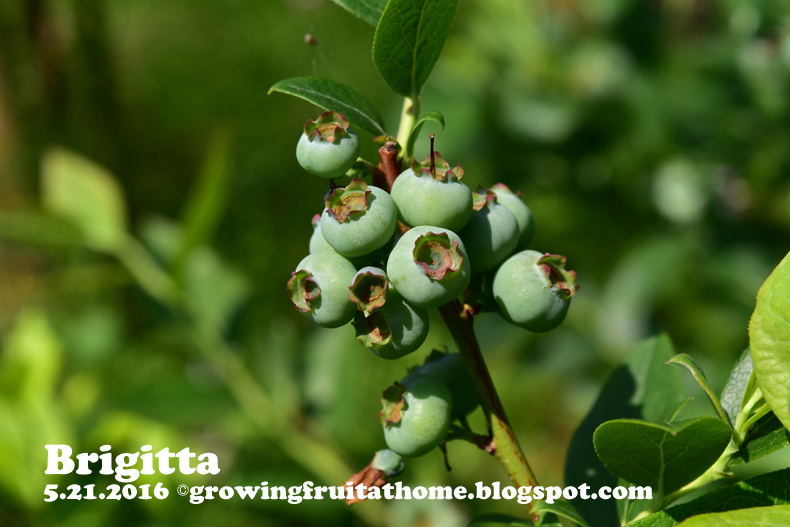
354;287;429;360
390;140;472;231
320;178;398;258
309;214;334;254
287;251;357;328
349;266;389;316
371;449;405;477
459;190;519;273
296;111;360;179
492;250;579;332
379;375;453;458
386;226;471;309
404;351;479;419
489;183;535;249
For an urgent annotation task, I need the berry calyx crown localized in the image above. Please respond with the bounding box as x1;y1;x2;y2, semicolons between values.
303;110;351;143
471;187;499;212
378;382;407;426
354;311;392;349
287;270;320;312
413;231;463;281
410;134;464;182
537;253;580;299
349;269;389;316
325;178;371;222
490;182;524;198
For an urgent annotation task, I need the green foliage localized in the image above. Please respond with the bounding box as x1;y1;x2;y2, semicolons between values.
629;468;790;527
41;148;127;251
750;251;790;433
677;504;790;527
330;0;388;26
372;0;459;98
731;414;790;466
720;350;754;423
593;417;732;496
268;77;386;135
533;500;591;527
667;354;730;425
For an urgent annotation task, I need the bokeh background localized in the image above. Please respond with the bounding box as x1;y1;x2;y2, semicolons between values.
2;0;790;525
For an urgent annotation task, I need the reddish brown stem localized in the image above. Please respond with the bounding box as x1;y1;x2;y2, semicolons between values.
376;142;400;192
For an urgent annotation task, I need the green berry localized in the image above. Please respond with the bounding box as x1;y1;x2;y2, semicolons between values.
287;251;357;328
492;250;579;332
390;149;472;232
349;266;389;316
490;183;535;249
354;287;429;360
371;449;405;477
296;111;360;179
379;375;453;458
459;191;519;273
309;214;334;253
386;226;471;309
321;178;398;258
404;351;479;419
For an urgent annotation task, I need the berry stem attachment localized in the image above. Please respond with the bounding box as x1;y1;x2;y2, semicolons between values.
396;96;420;162
376;141;400;192
429;133;436;175
438;300;542;522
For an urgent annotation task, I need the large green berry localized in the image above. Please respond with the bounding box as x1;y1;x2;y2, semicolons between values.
459;191;519;273
287;251;357;328
490;183;535;249
379;375;453;458
296;111;360;179
390;150;472;232
354;287;429;360
320;179;398;258
386;226;471;309
492;250;579;332
404;351;479;419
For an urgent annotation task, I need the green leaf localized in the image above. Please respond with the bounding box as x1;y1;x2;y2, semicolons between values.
667;353;731;425
721;349;755;423
467;514;532;527
176;129;234;274
593;417;732;496
534;500;590;527
184;248;250;327
750;251;790;434
268;77;386;136
0;210;85;247
372;0;459;98
677;504;790;527
405;110;446;160
564;334;687;527
330;0;388;26
41;148;127;251
730;413;790;466
629;468;790;527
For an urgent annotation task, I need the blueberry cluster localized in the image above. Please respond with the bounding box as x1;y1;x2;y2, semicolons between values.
287;111;579;458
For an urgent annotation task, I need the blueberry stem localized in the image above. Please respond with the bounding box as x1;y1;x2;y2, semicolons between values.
429;133;436;175
439;299;542;522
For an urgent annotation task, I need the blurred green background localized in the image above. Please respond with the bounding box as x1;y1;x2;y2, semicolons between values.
1;0;790;526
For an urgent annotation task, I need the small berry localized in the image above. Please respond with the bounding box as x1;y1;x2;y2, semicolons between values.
371;449;405;477
296;111;360;179
349;266;389;316
287;251;357;328
379;375;453;458
390;136;472;232
404;351;479;419
492;250;579;332
354;287;429;360
309;214;334;254
320;178;398;258
386;226;471;309
489;183;535;249
459;190;519;273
